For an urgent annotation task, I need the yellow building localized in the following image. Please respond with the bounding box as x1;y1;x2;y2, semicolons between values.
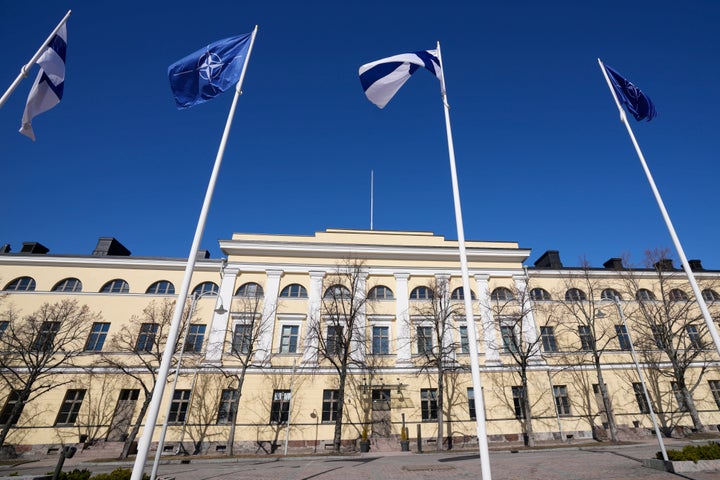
0;230;719;456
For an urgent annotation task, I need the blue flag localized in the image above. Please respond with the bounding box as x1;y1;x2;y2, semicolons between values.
358;50;441;109
168;33;252;109
603;64;657;122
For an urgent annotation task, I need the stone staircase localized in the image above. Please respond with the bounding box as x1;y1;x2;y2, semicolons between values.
74;440;126;460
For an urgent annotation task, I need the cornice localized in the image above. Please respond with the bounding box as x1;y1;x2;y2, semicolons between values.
0;254;224;272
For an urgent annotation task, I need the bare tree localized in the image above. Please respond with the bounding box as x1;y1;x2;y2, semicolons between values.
305;259;369;452
409;277;464;450
486;282;549;447
0;300;97;448
220;286;276;455
553;261;620;442
621;250;717;433
101;298;189;458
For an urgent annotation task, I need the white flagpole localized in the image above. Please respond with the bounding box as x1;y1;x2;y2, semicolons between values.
436;42;492;480
598;58;720;359
370;170;374;230
130;25;259;480
0;10;71;109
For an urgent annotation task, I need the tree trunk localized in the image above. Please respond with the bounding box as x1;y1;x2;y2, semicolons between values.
595;364;618;442
227;365;249;456
120;395;151;459
436;370;444;451
333;365;347;452
521;371;535;447
682;385;704;432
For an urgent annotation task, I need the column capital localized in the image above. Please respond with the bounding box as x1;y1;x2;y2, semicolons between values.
266;269;284;279
309;271;326;280
394;272;410;281
474;273;490;283
434;273;451;281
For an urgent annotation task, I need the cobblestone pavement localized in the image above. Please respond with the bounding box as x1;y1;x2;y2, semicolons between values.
2;439;720;480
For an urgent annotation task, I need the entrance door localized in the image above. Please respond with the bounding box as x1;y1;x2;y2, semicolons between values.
107;389;139;441
371;389;391;436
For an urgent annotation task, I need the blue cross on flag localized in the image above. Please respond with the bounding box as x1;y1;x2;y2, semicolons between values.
168;32;252;109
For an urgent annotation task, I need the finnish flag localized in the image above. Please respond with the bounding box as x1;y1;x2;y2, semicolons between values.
20;23;67;141
358;50;441;109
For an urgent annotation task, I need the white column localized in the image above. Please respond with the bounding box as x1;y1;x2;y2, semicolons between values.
514;274;542;363
255;269;283;366
301;271;325;365
475;273;499;365
394;273;411;365
350;271;368;364
205;266;239;364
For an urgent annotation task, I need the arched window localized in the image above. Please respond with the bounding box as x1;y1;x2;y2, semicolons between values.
491;287;514;301
236;282;264;297
702;289;720;303
100;279;129;294
324;284;351;300
668;288;689;302
600;289;622;301
565;288;587;302
636;289;656;302
4;276;36;291
192;282;218;296
146;280;175;295
410;286;434;300
451;287;476;300
529;288;551;301
280;284;308;298
368;285;394;300
52;278;82;292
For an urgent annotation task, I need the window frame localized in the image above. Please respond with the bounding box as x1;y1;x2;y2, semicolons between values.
321;389;339;423
235;282;264;298
278;323;300;354
371;325;390;355
270;389;291;425
279;284;308;299
529;288;551;302
409;286;434;301
192;282;218;297
52;278;82;292
100;279;129;294
216;388;238;425
168;389;191;424
33;321;60;352
511;386;526;419
54;389;86;426
184;324;206;353
450;287;476;301
553;385;571;416
420;388;438;421
540;326;558;353
146;280;175;295
578;325;595;351
368;285;394;301
633;383;650;414
416;325;434;355
490;287;514;302
565;288;587;302
635;289;656;302
84;322;110;352
4;277;36;292
708;380;720;410
615;324;631;351
135;322;159;352
0;390;23;426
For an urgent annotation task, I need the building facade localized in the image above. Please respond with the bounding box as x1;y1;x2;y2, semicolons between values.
1;230;719;456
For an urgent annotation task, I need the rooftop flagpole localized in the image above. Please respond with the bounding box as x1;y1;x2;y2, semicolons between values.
130;25;259;480
598;58;720;359
0;9;71;109
436;42;492;480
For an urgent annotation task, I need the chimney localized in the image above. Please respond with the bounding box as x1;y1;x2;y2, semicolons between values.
196;249;210;260
534;250;563;269
0;244;10;254
603;258;624;270
92;237;131;256
20;242;49;254
689;259;704;271
654;259;674;271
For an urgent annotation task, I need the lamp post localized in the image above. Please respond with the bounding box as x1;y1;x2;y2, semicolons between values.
150;291;227;480
600;295;668;461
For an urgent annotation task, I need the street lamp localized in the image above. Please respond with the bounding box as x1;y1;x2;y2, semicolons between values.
597;295;668;461
150;290;227;480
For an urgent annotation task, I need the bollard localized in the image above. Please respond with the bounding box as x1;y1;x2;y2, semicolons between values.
52;445;77;480
416;424;422;453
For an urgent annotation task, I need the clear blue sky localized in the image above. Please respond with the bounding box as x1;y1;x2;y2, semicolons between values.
2;1;719;270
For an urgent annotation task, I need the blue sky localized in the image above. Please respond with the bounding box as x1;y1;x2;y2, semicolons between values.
2;1;719;270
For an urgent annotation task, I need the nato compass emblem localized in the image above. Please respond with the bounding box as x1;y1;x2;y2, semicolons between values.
198;50;224;81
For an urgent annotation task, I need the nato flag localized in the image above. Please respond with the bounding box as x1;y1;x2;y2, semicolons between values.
168;32;252;109
604;65;657;122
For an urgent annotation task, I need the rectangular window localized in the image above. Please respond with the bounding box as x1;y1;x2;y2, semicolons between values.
322;389;339;422
633;383;650;414
232;324;252;355
33;321;60;351
84;322;110;352
270;389;291;424
0;390;23;425
708;380;720;409
540;326;557;353
553;385;571;416
500;325;518;353
372;326;390;355
417;326;433;354
615;325;631;351
512;386;525;419
168;389;191;423
686;325;703;349
467;387;476;420
279;325;299;353
184;324;206;353
216;389;238;425
578;325;594;351
650;325;665;349
421;388;438;421
0;321;8;340
459;326;469;354
135;323;158;352
55;389;86;425
671;382;688;412
326;326;343;356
